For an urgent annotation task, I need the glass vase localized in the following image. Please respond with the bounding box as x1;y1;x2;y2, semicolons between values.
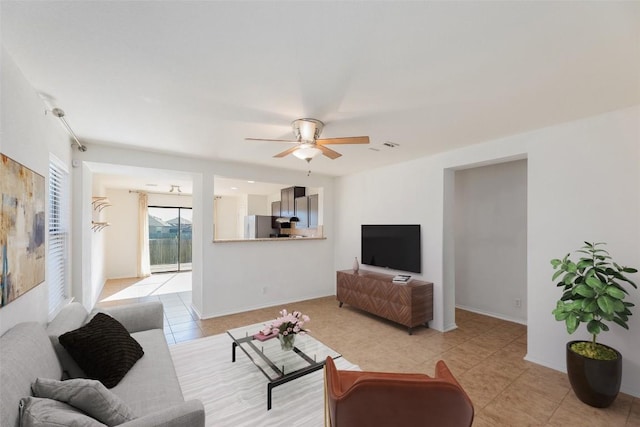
279;333;296;351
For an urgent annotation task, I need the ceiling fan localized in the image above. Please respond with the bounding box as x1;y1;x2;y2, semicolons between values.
246;118;369;162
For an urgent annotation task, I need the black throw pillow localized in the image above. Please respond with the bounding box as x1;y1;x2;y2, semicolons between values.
58;313;144;388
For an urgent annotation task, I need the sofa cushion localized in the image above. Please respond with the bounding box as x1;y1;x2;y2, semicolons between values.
45;302;89;379
32;378;136;426
19;396;106;427
110;329;185;417
59;313;144;388
0;323;63;427
91;301;164;334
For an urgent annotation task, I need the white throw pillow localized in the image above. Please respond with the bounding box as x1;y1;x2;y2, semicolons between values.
32;378;136;426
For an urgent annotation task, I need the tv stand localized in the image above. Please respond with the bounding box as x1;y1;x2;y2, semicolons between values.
336;270;433;335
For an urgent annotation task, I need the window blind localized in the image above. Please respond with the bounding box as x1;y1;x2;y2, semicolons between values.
48;156;69;317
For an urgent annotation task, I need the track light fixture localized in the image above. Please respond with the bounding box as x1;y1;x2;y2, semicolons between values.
50;108;87;152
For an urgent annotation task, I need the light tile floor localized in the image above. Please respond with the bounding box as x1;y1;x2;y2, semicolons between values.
98;273;199;344
97;276;640;426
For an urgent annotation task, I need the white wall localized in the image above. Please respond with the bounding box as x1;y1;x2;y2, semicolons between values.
526;107;639;397
454;160;527;324
72;145;336;323
104;189;138;279
335;156;453;331
0;49;71;334
214;196;242;239
335;105;640;397
247;194;269;215
89;180;107;306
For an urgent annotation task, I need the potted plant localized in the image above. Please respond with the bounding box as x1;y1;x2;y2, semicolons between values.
551;242;637;408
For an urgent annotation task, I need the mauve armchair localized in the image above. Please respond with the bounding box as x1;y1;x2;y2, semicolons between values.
324;357;474;427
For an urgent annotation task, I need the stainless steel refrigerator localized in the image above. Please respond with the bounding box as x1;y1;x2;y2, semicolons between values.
244;215;275;238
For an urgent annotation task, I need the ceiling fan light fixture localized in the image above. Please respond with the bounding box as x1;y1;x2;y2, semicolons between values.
247;117;367;164
293;147;322;160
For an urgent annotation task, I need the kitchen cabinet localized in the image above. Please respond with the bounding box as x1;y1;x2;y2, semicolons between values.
308;194;319;228
280;186;305;218
271;201;281;228
293;194;318;229
294;196;309;228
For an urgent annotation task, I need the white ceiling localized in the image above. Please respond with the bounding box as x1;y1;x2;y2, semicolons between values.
213;177;285;197
93;173;195;196
88;162;195;195
2;1;639;178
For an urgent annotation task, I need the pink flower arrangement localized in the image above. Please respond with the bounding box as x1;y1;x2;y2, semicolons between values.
261;309;310;337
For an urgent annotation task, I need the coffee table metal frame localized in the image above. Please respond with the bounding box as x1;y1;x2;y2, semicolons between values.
227;324;341;410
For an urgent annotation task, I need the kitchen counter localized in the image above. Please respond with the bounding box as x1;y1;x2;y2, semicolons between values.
213;236;326;243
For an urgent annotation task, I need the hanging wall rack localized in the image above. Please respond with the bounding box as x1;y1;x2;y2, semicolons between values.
91;197;112;231
92;196;112;212
91;221;110;232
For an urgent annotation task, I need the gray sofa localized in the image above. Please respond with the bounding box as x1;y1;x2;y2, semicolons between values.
0;301;205;427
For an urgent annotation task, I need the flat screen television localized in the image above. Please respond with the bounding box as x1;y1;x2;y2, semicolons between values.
361;224;421;273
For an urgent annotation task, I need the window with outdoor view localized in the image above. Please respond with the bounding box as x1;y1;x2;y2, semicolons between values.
148;206;192;273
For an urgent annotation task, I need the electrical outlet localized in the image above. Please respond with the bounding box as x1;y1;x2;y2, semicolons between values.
515;298;522;308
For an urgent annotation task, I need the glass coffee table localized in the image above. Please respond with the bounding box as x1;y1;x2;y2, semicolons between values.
227;322;341;410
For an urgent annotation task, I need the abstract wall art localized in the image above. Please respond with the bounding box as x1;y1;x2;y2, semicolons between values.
0;154;45;307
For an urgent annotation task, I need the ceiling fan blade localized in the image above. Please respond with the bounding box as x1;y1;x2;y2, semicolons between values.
317;136;370;145
245;138;298;143
273;146;300;158
317;145;342;160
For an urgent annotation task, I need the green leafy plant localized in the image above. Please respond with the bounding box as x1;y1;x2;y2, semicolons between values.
551;242;637;360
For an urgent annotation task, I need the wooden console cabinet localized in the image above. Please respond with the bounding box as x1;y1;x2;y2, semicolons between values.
336;270;433;335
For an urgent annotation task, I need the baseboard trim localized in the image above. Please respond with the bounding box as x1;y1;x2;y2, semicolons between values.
455;304;527;326
199;291;335;320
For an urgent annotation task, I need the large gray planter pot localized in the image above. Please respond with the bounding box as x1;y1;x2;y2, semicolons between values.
566;340;622;408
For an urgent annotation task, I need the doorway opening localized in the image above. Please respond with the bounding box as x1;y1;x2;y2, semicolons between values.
148;206;193;273
443;156;528;332
453;159;527;325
